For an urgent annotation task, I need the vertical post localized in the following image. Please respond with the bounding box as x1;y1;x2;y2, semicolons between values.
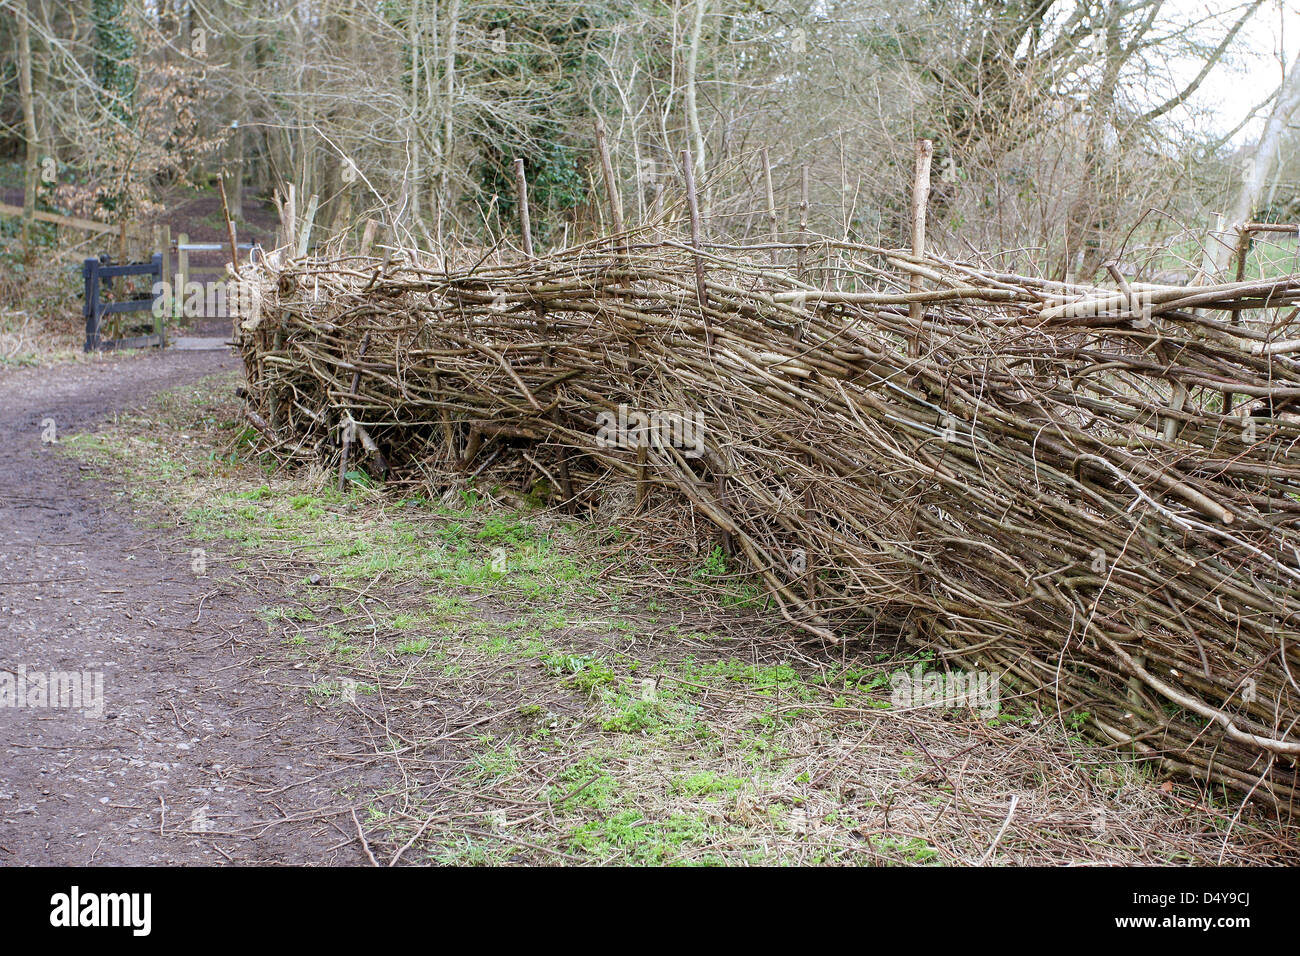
902;140;935;648
149;253;163;346
802;482;817;601
681;147;712;356
838;132;849;240
282;185;298;253
594;117;625;247
908;138;934;358
1223;222;1254;415
716;472;732;556
1232;223;1252;283
177;232;190;305
338;333;372;492
761;147;778;266
594;120;637;360
1199;213;1224;284
636;442;648;510
297;194;319;259
158;224;172;346
516;156;572;504
218;175;241;276
513;158;533;258
83;258;100;352
359;219;378;259
797;164;809;278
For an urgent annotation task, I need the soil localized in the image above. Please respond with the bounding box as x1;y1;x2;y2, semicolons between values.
0;344;381;865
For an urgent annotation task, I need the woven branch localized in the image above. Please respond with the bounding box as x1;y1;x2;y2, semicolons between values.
236;232;1300;805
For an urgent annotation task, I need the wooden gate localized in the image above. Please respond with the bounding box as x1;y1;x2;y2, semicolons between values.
82;254;165;352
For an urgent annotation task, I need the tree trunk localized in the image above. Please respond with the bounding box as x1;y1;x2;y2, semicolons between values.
407;0;422;226
1214;51;1300;275
15;0;40;259
227;125;245;221
437;0;461;237
685;0;708;216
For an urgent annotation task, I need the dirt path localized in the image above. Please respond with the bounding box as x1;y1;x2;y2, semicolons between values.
0;350;377;865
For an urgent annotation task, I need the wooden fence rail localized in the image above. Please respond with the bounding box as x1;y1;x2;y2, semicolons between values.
0;201;149;240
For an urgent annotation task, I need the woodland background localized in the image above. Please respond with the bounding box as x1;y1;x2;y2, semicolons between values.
1;0;1297;282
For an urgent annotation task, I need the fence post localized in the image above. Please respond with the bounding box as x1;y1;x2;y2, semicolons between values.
797;164;809;279
159;224;172;345
177;232;190;314
681;147;711;356
594;117;625;247
908;138;934;359
82;258;100;351
149;253;164;347
297;194;319;259
513;158;534;258
218;175;241;276
762;147;779;266
359;219;377;258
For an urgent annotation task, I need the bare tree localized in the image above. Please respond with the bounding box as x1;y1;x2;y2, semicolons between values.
1214;49;1300;273
13;0;38;256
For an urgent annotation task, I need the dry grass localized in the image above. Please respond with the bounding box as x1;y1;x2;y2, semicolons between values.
0;234;153;369
0;272;84;367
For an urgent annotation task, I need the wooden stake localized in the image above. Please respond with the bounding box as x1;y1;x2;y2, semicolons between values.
716;471;733;555
218;174;241;276
838;132;849;239
636;442;649;510
908;138;933;358
158;224;171;345
802;482;817;601
284;184;297;253
1223;223;1257;415
338;332;372;492
797;163;809;278
681;147;712;355
177;232;189;306
513;158;534;258
517;156;571;503
594;117;625;252
359;219;377;259
1232;223;1251;283
761;147;778;266
651;182;665;233
1197;213;1224;285
297;193;319;259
